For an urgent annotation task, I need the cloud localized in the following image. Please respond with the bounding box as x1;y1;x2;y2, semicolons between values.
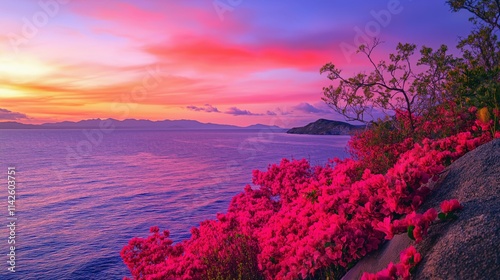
186;104;220;113
292;102;330;114
0;108;28;120
225;107;261;116
266;110;277;116
143;38;332;75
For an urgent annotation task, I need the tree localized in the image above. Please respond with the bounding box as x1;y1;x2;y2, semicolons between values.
321;40;456;134
321;0;500;135
448;0;500;30
447;0;500;121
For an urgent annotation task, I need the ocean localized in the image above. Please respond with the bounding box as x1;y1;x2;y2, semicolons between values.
0;129;350;279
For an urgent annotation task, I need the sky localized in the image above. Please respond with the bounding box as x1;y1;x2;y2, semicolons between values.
0;0;473;127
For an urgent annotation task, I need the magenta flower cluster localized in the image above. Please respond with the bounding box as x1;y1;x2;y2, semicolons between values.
121;108;497;279
364;198;463;280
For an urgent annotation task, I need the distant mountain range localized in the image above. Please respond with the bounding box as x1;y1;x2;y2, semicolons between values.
0;119;285;131
287;119;365;135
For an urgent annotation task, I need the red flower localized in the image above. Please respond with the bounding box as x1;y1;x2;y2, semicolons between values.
400;246;421;265
440;199;463;213
375;217;394;240
422;208;437;223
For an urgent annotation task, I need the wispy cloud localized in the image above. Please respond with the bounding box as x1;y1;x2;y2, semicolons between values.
0;108;28;120
186;104;220;113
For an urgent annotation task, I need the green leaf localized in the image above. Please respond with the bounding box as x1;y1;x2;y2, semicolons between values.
444;156;452;166
448;213;458;220
408;225;416;240
438;213;447;220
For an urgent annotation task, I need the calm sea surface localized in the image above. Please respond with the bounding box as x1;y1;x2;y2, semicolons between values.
0;129;349;279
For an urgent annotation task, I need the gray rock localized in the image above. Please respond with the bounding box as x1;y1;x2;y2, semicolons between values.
342;139;500;280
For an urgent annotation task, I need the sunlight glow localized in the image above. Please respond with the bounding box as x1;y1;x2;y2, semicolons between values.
0;87;29;98
0;57;54;82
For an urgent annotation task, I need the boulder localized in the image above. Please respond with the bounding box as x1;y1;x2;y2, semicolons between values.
342;139;500;280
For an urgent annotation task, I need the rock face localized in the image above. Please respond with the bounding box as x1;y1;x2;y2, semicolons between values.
342;139;500;280
286;119;364;135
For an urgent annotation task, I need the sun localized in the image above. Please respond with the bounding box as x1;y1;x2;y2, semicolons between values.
0;86;28;98
0;56;54;83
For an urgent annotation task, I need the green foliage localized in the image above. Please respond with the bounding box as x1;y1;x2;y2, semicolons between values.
306;189;319;203
438;212;447;220
407;225;416;241
447;0;500;29
438;212;459;221
348;116;414;174
204;233;264;280
447;0;500;134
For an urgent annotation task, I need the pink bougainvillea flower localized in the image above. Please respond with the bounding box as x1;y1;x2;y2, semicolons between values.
361;262;398;280
363;246;421;280
422;208;438;223
400;245;421;265
440;199;463;213
375;217;394;240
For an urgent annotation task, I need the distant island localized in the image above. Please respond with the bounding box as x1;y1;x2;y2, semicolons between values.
287;119;365;135
0;118;285;131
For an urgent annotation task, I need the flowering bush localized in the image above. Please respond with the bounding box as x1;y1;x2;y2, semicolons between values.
121;109;497;279
349;102;477;174
361;246;422;280
366;199;464;279
348;116;415;175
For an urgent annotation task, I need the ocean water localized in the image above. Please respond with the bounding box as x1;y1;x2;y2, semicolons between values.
0;129;350;279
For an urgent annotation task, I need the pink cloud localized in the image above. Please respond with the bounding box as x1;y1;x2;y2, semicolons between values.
144;39;335;75
69;1;166;32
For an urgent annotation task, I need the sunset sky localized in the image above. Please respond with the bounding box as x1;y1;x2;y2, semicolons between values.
0;0;472;127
